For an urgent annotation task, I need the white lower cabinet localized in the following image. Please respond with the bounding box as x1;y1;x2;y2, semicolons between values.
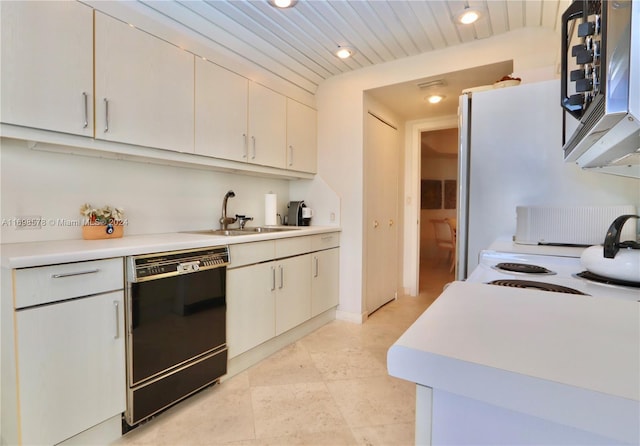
275;254;311;335
16;292;126;445
311;248;339;317
227;262;276;358
3;258;125;446
227;254;311;358
226;234;338;359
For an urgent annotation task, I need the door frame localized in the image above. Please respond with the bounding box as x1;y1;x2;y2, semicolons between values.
403;114;457;296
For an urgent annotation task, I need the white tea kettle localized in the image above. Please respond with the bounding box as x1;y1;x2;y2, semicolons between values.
580;214;640;283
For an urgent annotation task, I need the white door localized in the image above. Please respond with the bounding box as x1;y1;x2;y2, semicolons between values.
248;82;287;168
16;292;125;445
95;12;194;152
275;254;312;335
365;112;400;314
286;98;317;173
226;262;276;358
311;248;340;316
195;58;249;161
0;1;94;136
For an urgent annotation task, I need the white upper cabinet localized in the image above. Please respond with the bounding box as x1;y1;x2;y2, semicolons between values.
196;65;312;172
248;82;287;169
94;12;194;153
0;1;94;136
286;99;318;173
195;58;249;161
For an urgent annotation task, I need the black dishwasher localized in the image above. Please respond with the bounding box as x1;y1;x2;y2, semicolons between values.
124;246;229;428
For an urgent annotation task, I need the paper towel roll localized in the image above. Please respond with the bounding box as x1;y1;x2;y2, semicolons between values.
264;193;277;226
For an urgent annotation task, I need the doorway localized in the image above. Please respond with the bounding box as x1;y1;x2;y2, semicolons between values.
419;128;458;291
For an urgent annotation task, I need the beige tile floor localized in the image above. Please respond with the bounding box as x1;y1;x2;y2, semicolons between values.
114;264;453;446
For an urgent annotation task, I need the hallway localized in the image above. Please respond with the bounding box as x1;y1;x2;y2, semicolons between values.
115;265;453;446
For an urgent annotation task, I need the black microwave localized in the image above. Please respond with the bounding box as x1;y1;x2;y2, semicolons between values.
560;0;639;177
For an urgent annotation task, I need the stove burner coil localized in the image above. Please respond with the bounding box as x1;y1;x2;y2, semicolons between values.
487;279;588;295
576;271;640;289
493;263;556;275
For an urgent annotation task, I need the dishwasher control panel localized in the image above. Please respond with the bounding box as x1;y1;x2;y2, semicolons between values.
127;246;229;282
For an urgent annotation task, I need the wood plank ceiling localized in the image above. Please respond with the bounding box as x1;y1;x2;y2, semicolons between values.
134;0;568;96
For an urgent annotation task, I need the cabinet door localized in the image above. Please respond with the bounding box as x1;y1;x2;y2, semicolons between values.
311;248;339;317
0;1;93;136
275;254;311;335
227;262;276;358
15;291;125;445
195;58;249;161
95;12;194;152
248;82;286;168
286;99;317;173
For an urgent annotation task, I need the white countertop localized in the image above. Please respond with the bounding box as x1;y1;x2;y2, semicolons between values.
387;281;640;443
0;226;340;269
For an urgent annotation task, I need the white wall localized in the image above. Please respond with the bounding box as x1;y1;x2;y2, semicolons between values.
0;139;291;243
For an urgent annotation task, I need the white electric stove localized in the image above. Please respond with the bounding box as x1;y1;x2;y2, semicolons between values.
467;242;640;303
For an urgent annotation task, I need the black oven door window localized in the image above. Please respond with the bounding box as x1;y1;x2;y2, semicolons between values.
130;267;226;385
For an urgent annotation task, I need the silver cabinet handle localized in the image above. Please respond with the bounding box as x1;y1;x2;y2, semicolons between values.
389;219;394;227
288;145;294;166
251;136;256;159
114;301;120;339
278;265;284;289
271;265;276;291
82;92;88;128
51;268;99;278
242;133;248;159
104;98;109;132
314;256;319;278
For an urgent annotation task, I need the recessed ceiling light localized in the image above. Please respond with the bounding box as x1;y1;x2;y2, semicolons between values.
268;0;297;9
335;46;355;59
455;6;482;25
426;95;445;104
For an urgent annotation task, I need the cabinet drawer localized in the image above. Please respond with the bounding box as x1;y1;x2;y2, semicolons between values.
229;241;275;268
275;236;312;258
311;232;340;251
14;258;123;309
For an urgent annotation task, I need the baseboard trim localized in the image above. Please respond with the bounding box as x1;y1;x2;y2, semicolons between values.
335;309;367;324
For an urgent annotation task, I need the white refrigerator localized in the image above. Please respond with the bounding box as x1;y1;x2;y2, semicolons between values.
455;79;640;280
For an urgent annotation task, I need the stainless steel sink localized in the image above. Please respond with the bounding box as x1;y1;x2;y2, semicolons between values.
183;227;299;236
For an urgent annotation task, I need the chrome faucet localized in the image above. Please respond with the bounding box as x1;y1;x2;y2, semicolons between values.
236;215;253;229
219;190;237;230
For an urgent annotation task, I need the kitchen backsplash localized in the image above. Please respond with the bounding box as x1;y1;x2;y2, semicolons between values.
0;138;291;243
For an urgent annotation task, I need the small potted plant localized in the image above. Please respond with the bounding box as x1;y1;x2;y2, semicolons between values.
80;203;126;240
